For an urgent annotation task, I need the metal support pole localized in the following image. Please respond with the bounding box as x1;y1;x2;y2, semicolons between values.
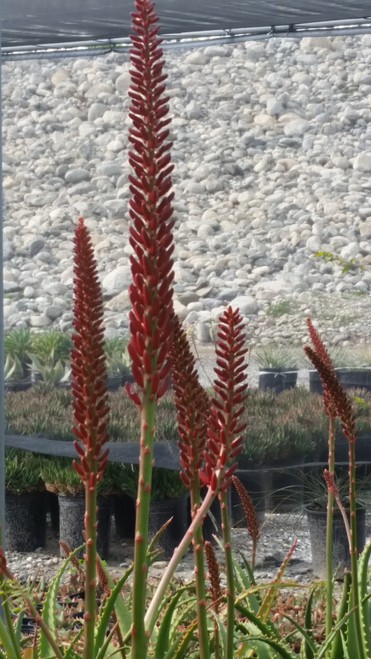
0;0;5;550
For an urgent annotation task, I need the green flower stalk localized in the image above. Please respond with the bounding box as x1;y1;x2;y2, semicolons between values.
170;314;211;658
200;306;248;659
305;317;337;641
305;318;362;657
70;216;110;659
125;1;175;655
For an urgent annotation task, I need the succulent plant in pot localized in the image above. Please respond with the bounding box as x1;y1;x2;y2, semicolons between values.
28;330;72;388
4;328;34;384
40;457;118;559
120;463;188;559
254;345;298;393
303;467;367;579
104;335;132;389
5;449;47;551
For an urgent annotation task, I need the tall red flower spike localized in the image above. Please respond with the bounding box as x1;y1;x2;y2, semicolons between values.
306;317;337;417
200;306;248;492
304;319;356;445
126;0;175;403
170;314;209;489
71;217;110;485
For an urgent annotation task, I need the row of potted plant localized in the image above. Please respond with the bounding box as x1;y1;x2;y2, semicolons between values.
2;1;370;653
4;450;189;559
4;328;132;389
6;385;371;467
256;344;371;393
9;444;366;577
6;330;371;393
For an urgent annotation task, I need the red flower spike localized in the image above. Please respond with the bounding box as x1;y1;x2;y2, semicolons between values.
71;217;110;484
304;344;356;444
170;315;210;487
199;306;248;490
323;468;339;498
306;318;337;416
126;0;175;402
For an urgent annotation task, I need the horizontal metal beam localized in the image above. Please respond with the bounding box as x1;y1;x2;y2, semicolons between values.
2;19;371;61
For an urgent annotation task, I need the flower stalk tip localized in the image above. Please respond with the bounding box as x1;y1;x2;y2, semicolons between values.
70;216;110;657
200;306;248;492
126;0;175;406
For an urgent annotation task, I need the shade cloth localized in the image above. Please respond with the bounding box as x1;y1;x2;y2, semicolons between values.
2;0;371;48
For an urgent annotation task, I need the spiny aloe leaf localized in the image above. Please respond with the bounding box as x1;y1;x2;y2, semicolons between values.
258;540;297;622
329;571;351;659
154;589;185;659
302;587;317;659
160;595;199;659
165;617;198;659
277;613;317;655
156;584;195;659
239;635;297;658
39;545;84;658
357;540;371;656
63;626;84;659
315;609;354;659
94;559;132;657
0;613;22;659
340;631;351;659
235;596;280;640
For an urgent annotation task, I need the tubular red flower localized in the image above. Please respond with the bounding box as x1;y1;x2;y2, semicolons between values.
305;344;356;444
170;315;209;488
71;217;109;482
306;317;336;416
204;540;222;613
199;306;248;491
125;0;175;404
232;476;259;544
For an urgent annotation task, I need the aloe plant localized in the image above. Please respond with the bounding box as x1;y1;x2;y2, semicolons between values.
4;328;33;380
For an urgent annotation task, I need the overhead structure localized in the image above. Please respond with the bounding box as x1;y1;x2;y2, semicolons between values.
2;0;371;59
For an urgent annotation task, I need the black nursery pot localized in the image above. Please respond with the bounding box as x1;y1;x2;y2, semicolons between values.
264;464;304;513
306;506;366;579
113;493;136;539
46;491;60;535
336;368;371;391
58;494;112;560
149;494;188;560
309;370;323;395
191;488;232;544
259;368;297;394
5;491;47;551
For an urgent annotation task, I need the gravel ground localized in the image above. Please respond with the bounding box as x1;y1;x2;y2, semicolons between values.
6;510;371;588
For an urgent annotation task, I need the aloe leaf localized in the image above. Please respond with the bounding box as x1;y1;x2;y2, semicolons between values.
94;559;132;656
0;589;22;659
235;597;279;639
159;596;199;659
39;545;83;657
315;610;354;659
357;540;371;655
302;587;316;659
0;614;22;659
330;571;351;659
154;588;188;659
240;635;297;658
258;540;297;623
340;631;351;659
278;613;317;655
212;610;227;657
13;611;24;648
168;618;198;659
63;626;85;659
